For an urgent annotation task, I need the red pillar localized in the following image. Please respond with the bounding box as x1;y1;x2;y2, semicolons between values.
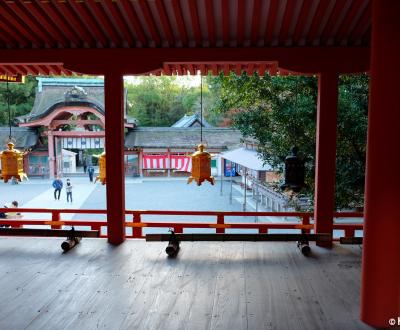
105;72;126;245
361;1;400;327
47;131;55;178
314;72;338;248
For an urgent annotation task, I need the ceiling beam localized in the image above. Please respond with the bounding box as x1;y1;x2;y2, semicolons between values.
0;47;370;75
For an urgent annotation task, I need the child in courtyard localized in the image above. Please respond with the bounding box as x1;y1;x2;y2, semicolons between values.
66;179;73;203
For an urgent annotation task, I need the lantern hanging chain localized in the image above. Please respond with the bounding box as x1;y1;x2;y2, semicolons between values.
200;74;203;142
6;76;12;141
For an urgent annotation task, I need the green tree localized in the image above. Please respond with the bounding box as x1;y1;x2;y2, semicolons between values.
209;72;368;209
0;76;37;125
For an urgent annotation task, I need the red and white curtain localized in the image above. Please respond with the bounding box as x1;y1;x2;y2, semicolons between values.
170;155;192;172
142;154;168;169
142;154;192;172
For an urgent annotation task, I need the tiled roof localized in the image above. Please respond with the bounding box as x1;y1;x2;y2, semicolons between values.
125;127;241;150
171;113;212;128
0;127;38;149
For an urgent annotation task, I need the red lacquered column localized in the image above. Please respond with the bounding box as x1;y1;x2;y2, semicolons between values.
361;0;400;327
314;72;338;248
105;72;126;245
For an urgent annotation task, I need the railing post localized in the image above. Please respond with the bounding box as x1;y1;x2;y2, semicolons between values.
51;210;61;229
344;228;355;237
302;214;311;234
174;225;183;234
216;214;224;234
132;212;142;238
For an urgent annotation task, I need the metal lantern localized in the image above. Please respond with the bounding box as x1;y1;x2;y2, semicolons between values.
1;142;28;183
187;143;215;186
95;152;106;185
280;146;305;193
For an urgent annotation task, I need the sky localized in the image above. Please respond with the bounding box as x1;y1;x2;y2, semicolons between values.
124;75;201;87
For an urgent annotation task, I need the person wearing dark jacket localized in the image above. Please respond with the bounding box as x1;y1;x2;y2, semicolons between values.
52;176;63;200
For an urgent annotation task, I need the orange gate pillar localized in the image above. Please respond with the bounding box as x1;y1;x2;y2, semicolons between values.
314;72;338;248
361;0;400;327
105;72;126;245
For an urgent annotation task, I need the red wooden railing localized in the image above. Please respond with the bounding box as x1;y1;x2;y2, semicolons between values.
0;208;363;240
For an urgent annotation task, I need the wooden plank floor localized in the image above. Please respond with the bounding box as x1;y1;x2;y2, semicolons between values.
0;237;374;330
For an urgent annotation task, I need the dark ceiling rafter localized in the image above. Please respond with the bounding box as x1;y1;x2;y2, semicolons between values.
36;1;81;47
69;1;109;47
154;0;175;46
265;0;279;46
335;0;368;45
250;0;262;46
5;2;56;48
85;0;122;47
138;0;162;46
188;0;202;46
57;1;96;47
320;0;348;45
101;0;135;47
117;0;147;46
0;0;371;76
19;1;68;48
171;0;189;46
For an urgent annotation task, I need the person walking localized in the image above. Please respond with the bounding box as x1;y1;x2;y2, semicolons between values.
88;166;94;182
52;176;63;200
66;179;73;203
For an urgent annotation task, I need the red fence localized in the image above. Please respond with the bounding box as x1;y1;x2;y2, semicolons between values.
0;208;363;240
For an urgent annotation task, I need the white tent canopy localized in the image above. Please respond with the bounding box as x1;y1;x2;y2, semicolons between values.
221;147;273;171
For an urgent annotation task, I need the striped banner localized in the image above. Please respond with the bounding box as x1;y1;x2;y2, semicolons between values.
170;155;192;172
142;154;192;172
142;155;169;169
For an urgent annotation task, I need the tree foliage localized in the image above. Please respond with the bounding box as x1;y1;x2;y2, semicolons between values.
0;76;37;126
126;76;218;126
208;72;369;209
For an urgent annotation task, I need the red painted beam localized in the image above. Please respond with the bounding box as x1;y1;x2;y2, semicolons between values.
102;0;135;47
70;0;110;47
335;0;367;45
155;0;175;46
306;0;331;45
171;0;188;46
221;0;230;46
0;47;370;75
292;0;314;45
20;1;69;47
278;0;296;46
264;0;279;46
349;1;371;44
236;0;246;46
188;0;202;46
320;0;348;45
250;0;262;46
0;7;31;48
5;2;57;48
55;1;95;47
37;1;81;47
117;1;147;46
138;0;161;46
205;0;216;47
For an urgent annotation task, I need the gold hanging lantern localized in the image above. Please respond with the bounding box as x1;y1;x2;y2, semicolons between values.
187;143;215;186
95;151;106;185
187;75;215;186
1;142;28;183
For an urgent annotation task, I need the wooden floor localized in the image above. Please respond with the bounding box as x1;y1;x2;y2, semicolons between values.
0;237;374;330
